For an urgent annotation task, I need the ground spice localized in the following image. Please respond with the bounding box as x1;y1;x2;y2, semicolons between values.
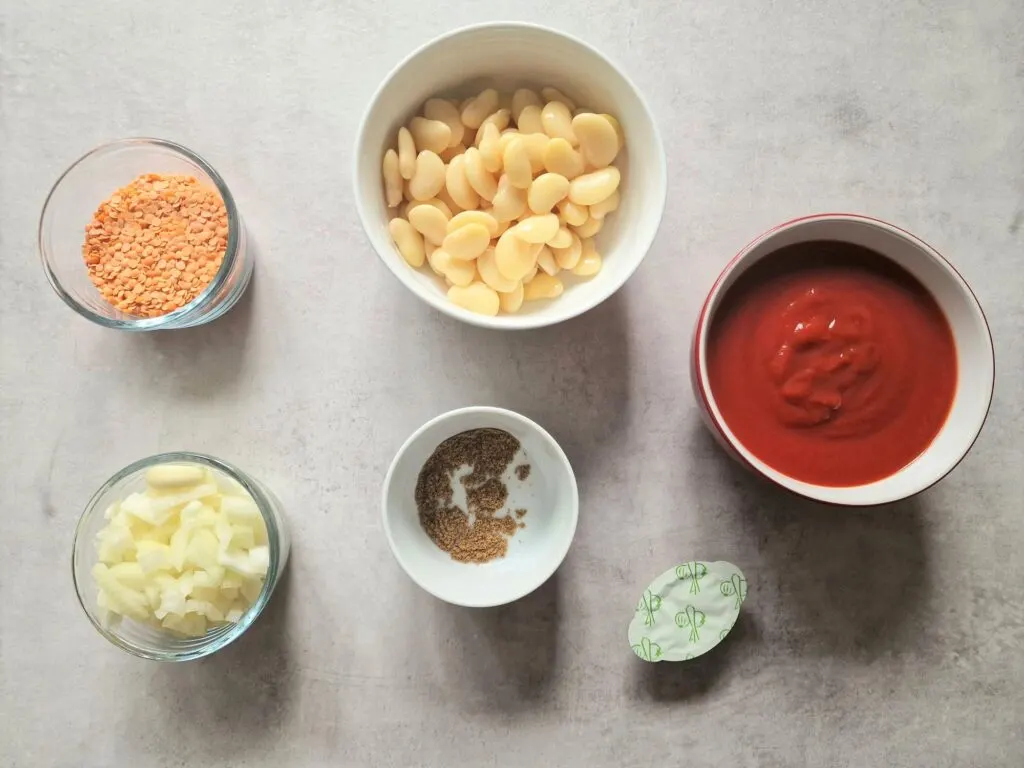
465;477;507;515
515;464;531;481
415;428;526;563
83;173;228;317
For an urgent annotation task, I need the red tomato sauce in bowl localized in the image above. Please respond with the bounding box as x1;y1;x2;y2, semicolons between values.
706;241;957;487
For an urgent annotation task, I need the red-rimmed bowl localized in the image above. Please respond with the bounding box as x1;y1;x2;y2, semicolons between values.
691;213;994;506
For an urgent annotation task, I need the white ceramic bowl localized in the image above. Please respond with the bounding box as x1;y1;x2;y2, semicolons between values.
354;22;666;329
691;213;995;506
382;407;578;607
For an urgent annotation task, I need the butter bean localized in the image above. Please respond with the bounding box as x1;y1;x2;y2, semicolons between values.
427;245;450;275
516;105;544;134
541;86;576;112
549;226;573;249
553;231;582;270
502;137;533;190
397;127;417;180
491;175;527;222
388;218;426;267
511;89;542;121
501;132;545;170
448;282;499;316
474;109;510;145
513;213;560;244
442;222;490;261
557;199;589;227
495;229;535;281
407;197;453;219
440;143;467;163
435;185;464;215
543;138;585;179
567;166;620;206
447;210;499;237
461;88;500;129
445;155;480;210
409;151;446;201
499;281;524;314
424;98;465;147
409;118;450;156
498;130;521;156
477;246;518;292
589;190;620;219
528;173;570;215
431;248;476;286
524;263;539;283
447;258;478;287
536;246;559;276
478;123;503;173
408;204;449;245
520;133;549;173
602;113;625;149
573;215;603;238
425;241;440;273
382;149;402;208
573;238;602;276
463;148;498;201
524;272;564;301
541;101;576;145
572;113;619;168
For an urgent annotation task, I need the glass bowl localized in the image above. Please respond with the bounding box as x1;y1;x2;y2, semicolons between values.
71;452;289;661
39;138;252;330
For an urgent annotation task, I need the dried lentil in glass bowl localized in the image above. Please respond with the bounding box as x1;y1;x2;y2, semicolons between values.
39;138;252;330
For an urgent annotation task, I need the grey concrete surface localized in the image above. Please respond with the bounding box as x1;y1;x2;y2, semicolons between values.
2;1;1023;766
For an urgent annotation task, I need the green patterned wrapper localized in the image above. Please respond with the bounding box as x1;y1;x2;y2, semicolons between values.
628;561;747;662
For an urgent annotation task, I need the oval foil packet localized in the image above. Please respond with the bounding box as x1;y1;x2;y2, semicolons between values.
628;561;748;662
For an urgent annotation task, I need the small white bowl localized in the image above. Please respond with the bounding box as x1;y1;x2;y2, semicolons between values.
691;213;995;506
354;22;667;330
382;407;578;607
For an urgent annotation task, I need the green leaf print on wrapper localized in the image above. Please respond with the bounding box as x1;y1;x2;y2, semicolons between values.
632;636;663;661
674;605;706;644
720;573;748;610
674;561;708;594
637;589;662;627
719;621;735;641
627;561;748;663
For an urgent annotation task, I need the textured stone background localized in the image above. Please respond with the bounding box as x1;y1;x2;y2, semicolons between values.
1;1;1023;766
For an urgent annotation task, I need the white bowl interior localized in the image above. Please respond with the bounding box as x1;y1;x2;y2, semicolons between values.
383;407;578;606
698;216;994;505
355;23;666;329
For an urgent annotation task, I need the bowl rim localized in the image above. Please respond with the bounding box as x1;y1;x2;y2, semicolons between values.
71;451;283;661
692;212;996;507
381;405;580;607
353;20;667;330
38;137;242;331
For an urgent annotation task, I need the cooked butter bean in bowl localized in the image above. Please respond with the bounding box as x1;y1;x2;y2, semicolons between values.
355;22;667;329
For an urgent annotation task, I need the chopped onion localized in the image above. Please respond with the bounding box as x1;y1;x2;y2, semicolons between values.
91;463;270;637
